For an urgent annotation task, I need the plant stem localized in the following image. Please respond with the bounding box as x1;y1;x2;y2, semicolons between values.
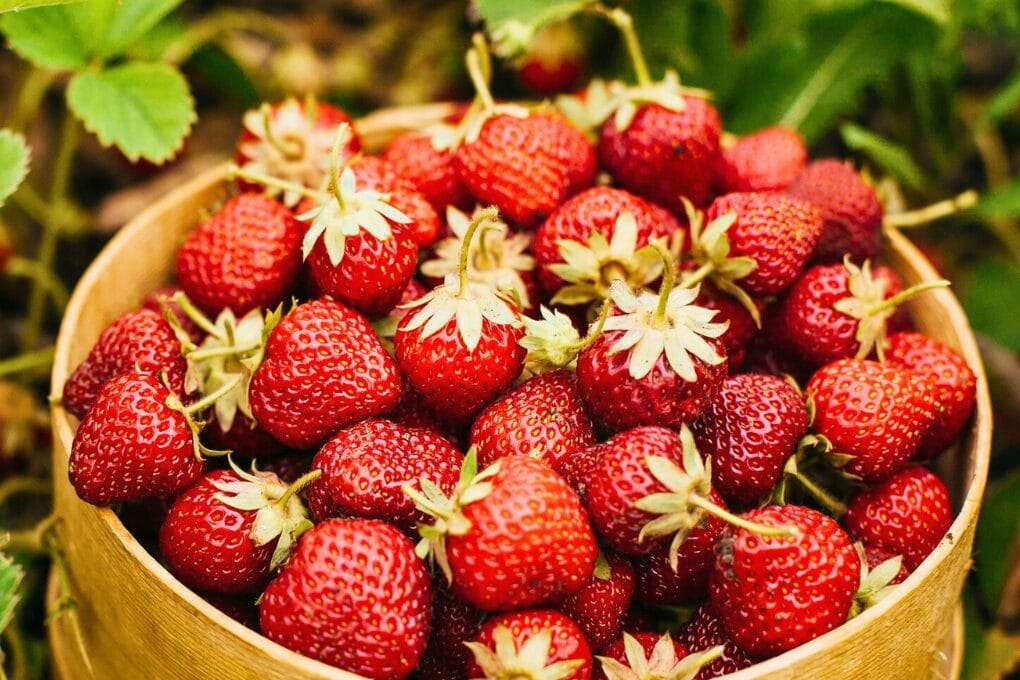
680;261;714;289
652;243;675;322
7;66;56;132
689;494;799;537
21;111;78;353
571;299;612;353
866;279;950;316
0;477;50;508
5;257;70;311
592;5;652;86
789;471;848;517
276;469;322;508
457;207;499;296
7;184;49;225
180;374;244;416
228;165;319;201
171;292;221;337
0;347;55;379
465;47;496;111
2;625;27;680
883;190;978;229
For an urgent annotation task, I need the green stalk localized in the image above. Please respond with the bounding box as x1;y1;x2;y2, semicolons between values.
7;66;56;132
0;347;55;379
457;208;499;296
689;494;799;537
651;243;675;323
591;5;652;86
275;469;322;508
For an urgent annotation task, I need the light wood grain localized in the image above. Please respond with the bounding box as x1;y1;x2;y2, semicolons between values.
47;105;990;680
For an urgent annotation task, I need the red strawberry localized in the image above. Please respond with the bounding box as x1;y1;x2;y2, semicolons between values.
142;287;203;342
470;370;595;471
201;413;284;460
676;605;752;679
235;98;359;206
306;419;462;532
417;579;485;680
260;518;432;680
518;22;585;96
68;372;208;505
395;208;526;424
385;379;462;444
176;193;304;316
631;509;724;607
693;283;759;370
532;186;683;304
806;359;938;482
159;464;317;595
467;610;592;680
691;374;809;506
709;504;860;659
786;159;883;262
595;631;722;680
558;553;635;652
383;130;470;211
885;332;977;457
62;308;188;419
860;545;909;585
844;466;952;571
574;267;729;432
347;154;443;247
249;297;403;448
557;440;609;503
405;452;597;611
258;451;314;484
716;127;807;193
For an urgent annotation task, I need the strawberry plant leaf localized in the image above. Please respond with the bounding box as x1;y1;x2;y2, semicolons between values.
0;129;29;208
67;61;195;164
0;4;91;69
975;181;1020;219
961;591;1018;680
963;260;1020;353
0;542;23;634
839;123;927;191
973;470;1020;615
979;70;1020;128
472;0;587;56
0;0;81;12
96;0;183;59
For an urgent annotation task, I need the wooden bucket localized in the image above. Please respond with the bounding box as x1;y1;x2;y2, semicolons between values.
47;105;990;680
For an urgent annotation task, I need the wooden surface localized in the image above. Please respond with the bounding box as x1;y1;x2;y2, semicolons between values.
47;104;991;679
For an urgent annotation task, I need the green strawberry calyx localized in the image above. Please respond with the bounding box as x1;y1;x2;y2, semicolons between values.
212;457;320;570
466;626;586;680
519;300;610;377
596;632;723;680
849;543;903;618
162;371;242;462
421;206;535;310
637;425;798;571
402;447;499;582
831;257;949;361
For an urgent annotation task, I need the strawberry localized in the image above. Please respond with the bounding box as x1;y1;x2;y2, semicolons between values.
62;308;188;419
395;208;526;424
383;130;470;211
532;186;683;305
346;154;443;247
249;297;403;448
201;414;283;460
306;419;462;532
595;631;722;680
693;283;759;370
708;504;860;659
235;98;359;206
417;579;485;680
716;127;806;194
676;605;752;679
470;370;595;471
385;378;462;444
844;466;952;572
405;451;597;611
574;260;729;432
558;552;635;652
806;358;938;482
159;463;318;595
860;545;909;586
258;451;314;484
68;372;219;504
786;159;883;262
630;509;723;607
260;518;432;680
691;374;809;506
142;287;203;342
518;22;585;96
556;440;610;503
885;332;977;457
175;193;304;316
467;610;592;680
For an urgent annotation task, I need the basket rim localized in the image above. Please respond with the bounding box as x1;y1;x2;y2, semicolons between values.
48;105;991;680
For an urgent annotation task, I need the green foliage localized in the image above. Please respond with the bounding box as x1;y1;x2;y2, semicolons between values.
974;471;1020;616
0;5;92;69
0;542;23;635
0;129;29;207
0;0;80;13
961;591;1018;680
67;62;195;164
977;181;1020;219
840;123;927;190
473;0;588;56
964;260;1020;352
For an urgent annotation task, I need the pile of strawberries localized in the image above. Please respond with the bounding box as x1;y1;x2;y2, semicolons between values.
60;18;977;680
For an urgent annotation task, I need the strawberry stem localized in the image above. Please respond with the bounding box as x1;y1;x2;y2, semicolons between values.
787;470;848;517
689;494;799;538
186;343;260;361
170;292;221;338
260;104;298;160
865;279;949;317
228;164;320;200
275;469;322;509
593;5;652;87
650;243;676;323
326;125;351;212
180;373;244;416
569;298;612;353
680;261;714;289
884;190;977;229
457;207;501;296
465;44;496;112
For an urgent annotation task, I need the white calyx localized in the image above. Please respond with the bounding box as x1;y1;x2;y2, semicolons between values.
608;70;689;131
555;78;617;141
465;626;585;680
597;633;722;680
603;279;727;381
238;99;340;206
519;306;584;375
421;206;535;309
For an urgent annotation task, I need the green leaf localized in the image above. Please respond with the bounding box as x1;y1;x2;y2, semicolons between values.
67;61;195;164
0;129;29;207
0;0;81;12
963;260;1020;352
979;70;1020;128
0;543;23;634
839;123;927;191
974;471;1020;615
975;181;1020;219
961;590;1018;680
0;4;91;69
473;0;587;56
96;0;183;59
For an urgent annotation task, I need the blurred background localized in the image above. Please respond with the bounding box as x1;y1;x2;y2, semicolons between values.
0;0;1018;677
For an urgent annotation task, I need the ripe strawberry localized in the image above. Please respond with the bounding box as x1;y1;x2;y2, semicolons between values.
716;127;807;194
691;374;809;506
62;308;187;419
395;208;526;424
260;519;432;680
693;283;759;369
258;451;314;484
68;372;207;505
532;186;683;304
885;332;977;457
470;370;595;471
557;440;610;503
383;130;470;211
558;553;635;652
201;414;283;460
385;378;462;444
595;631;722;680
786;159;883;262
306;419;462;532
405;452;597;611
249;297;403;448
467;610;592;680
806;358;938;482
518;22;585;96
676;605;752;679
860;545;909;585
417;579;485;680
844;466;952;572
142;287;203;342
159;464;317;595
235;98;359;206
175;193;304;317
347;154;443;247
631;508;724;607
709;504;860;659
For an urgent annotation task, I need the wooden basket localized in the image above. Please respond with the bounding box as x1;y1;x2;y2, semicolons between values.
47;105;990;680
